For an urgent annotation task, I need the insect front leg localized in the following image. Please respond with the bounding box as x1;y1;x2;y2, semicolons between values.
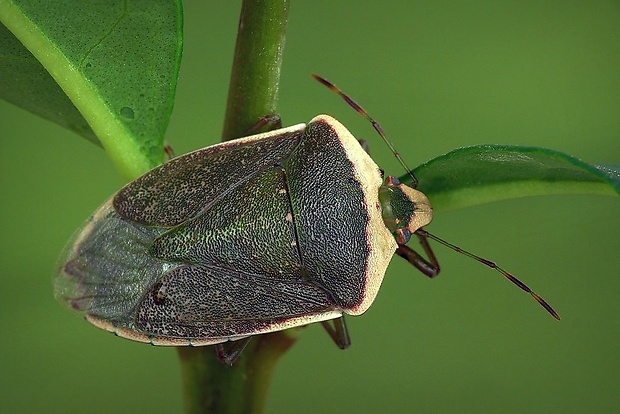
396;230;441;278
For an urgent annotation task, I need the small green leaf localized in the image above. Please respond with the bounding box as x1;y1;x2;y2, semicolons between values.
410;145;620;212
0;0;183;180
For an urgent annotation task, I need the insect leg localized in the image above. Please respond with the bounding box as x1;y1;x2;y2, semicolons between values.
243;114;282;136
214;337;253;366
321;316;351;349
357;139;370;154
395;230;441;278
164;145;175;160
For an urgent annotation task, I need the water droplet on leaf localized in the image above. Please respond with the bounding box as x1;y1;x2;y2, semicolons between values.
120;107;135;119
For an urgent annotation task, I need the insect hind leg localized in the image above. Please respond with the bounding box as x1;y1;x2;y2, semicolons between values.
214;337;253;365
321;316;351;349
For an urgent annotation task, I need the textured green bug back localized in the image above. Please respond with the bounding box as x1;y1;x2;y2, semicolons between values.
56;116;398;346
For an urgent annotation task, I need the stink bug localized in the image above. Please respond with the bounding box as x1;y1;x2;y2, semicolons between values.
55;75;558;365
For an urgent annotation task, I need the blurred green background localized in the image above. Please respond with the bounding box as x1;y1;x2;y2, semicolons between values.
1;1;619;413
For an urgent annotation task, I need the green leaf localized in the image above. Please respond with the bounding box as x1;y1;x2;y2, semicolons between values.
0;24;99;145
410;145;620;212
0;0;183;180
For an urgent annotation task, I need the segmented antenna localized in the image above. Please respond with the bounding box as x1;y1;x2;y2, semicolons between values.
416;229;561;320
312;74;419;188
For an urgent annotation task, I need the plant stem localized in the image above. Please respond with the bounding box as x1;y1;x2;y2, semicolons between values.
177;0;291;413
177;330;302;414
221;0;290;141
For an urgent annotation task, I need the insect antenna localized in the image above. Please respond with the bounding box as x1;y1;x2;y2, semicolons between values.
416;228;561;320
312;74;419;188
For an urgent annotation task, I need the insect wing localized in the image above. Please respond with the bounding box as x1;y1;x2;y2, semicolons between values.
135;264;340;345
56;124;343;344
114;124;304;227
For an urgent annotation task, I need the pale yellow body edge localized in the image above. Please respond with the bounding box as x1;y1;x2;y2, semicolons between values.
311;115;398;316
86;310;344;346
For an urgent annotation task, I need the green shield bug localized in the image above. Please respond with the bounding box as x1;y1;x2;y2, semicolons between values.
55;75;559;365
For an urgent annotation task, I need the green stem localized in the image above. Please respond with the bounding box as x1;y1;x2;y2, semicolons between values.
221;0;290;141
177;330;302;414
177;0;291;413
